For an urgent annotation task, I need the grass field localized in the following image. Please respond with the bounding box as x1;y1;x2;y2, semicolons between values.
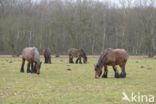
0;56;156;104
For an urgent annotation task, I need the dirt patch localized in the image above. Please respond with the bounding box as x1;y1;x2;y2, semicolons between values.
66;68;72;71
140;66;144;68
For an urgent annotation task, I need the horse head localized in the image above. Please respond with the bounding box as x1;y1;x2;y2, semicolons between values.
35;62;42;74
94;49;109;78
80;49;87;63
94;64;102;79
83;55;87;63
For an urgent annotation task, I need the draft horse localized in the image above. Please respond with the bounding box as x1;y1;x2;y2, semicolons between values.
94;48;128;78
43;48;51;64
68;48;87;64
20;47;42;74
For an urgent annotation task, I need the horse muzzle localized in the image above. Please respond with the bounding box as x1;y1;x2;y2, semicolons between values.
37;72;40;75
95;75;100;79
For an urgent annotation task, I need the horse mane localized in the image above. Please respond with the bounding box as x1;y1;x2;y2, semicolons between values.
32;47;40;64
96;48;110;67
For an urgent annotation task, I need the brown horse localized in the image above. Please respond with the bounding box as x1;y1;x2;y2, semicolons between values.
94;48;128;78
68;48;87;64
43;48;51;64
20;47;42;74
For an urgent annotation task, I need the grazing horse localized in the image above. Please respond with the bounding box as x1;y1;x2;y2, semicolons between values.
43;48;51;64
94;48;128;78
68;48;87;64
20;47;42;74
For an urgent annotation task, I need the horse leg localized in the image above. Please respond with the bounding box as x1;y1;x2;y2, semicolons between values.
46;57;48;63
44;57;46;63
46;57;49;64
46;57;47;63
27;63;31;73
112;65;120;78
20;58;25;72
79;57;82;64
69;55;74;63
76;58;79;64
31;62;34;73
119;63;126;78
70;58;74;63
33;63;37;73
47;57;49;63
49;56;52;64
102;65;108;78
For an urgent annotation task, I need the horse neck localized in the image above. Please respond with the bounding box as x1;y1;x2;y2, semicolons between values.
96;61;104;69
33;48;40;64
34;55;40;64
35;58;40;64
81;53;86;58
80;49;86;57
97;52;108;68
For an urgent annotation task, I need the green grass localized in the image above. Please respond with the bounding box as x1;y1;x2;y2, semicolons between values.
0;56;156;104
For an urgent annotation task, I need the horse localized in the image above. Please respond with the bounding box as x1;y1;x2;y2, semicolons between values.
94;48;128;79
20;47;42;74
43;48;51;64
68;48;87;64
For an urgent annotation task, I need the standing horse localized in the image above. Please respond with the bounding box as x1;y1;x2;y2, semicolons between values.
68;48;87;64
20;47;42;74
43;48;51;64
94;48;128;78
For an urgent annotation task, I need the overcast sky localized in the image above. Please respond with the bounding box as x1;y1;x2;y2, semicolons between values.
34;0;156;7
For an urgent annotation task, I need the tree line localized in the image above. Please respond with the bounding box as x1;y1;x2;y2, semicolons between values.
0;0;156;57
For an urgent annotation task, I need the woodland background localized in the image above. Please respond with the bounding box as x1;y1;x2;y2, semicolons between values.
0;0;156;57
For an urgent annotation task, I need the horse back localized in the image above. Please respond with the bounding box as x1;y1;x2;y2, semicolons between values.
22;47;34;62
68;48;81;57
43;48;51;57
106;49;128;65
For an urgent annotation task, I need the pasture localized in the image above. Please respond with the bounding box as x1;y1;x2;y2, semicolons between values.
0;56;155;104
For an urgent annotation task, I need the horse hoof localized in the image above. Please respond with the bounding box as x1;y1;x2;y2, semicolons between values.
102;75;107;78
115;73;120;78
27;71;31;73
120;72;126;78
20;70;24;73
102;72;107;78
